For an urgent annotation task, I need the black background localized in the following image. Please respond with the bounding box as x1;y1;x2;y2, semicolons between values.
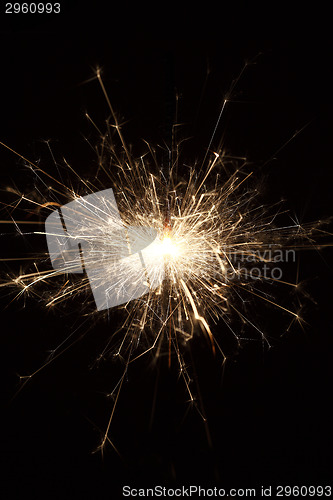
0;2;332;499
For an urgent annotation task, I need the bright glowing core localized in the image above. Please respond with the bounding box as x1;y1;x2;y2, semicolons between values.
160;236;179;257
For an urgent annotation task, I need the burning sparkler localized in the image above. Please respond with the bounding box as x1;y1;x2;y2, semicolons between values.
1;66;330;453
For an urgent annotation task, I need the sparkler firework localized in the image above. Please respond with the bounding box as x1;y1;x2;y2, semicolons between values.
1;66;330;454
